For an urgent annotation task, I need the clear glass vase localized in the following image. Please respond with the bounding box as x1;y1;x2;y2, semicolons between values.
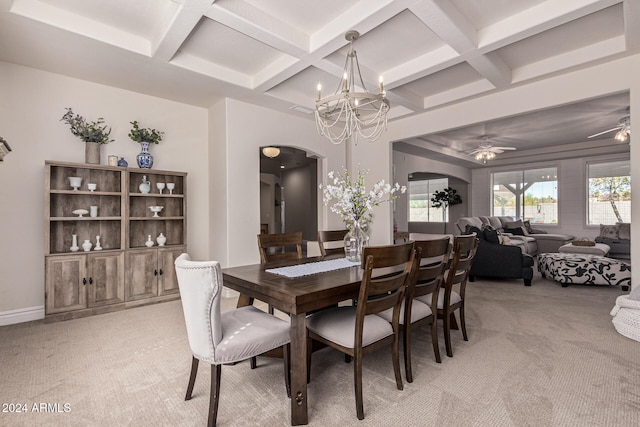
344;220;369;262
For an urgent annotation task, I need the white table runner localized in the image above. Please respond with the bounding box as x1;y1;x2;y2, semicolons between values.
266;258;357;278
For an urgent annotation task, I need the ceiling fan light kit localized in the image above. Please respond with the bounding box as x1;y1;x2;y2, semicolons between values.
315;31;390;145
588;113;631;142
469;136;516;163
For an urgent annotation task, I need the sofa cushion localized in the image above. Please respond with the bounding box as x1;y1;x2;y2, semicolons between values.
457;217;483;233
617;223;630;240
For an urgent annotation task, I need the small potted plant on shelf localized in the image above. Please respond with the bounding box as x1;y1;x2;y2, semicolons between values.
128;120;164;169
60;107;113;164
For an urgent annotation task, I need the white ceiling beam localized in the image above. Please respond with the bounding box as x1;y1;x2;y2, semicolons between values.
410;0;478;54
152;0;211;62
170;50;252;88
465;52;512;88
623;0;640;50
10;0;150;55
478;0;623;53
205;1;309;58
423;79;495;110
511;36;625;83
384;45;462;88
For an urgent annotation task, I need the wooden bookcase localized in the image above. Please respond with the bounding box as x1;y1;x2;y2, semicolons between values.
44;161;187;321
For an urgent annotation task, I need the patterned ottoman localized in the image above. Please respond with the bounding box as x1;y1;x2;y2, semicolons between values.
537;253;631;288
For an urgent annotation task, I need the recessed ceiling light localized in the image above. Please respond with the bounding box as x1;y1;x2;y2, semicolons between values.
280;165;285;169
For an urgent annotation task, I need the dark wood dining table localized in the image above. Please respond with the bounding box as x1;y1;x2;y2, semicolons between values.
222;256;364;426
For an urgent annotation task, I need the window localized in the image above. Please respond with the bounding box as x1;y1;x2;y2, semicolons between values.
587;160;630;225
409;177;448;222
492;167;558;224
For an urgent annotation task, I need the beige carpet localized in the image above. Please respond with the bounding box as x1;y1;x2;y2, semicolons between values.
1;273;639;427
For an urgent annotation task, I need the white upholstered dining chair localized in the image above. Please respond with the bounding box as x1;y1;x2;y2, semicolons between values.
174;253;291;427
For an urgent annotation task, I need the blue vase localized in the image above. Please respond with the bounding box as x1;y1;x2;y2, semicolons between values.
117;157;128;167
136;142;153;169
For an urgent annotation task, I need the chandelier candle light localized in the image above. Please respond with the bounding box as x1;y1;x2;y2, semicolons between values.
320;168;406;262
315;31;390;145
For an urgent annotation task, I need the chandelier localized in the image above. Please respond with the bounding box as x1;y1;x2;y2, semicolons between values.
315;30;390;145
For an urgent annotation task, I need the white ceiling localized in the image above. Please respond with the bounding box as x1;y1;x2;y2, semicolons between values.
1;0;637;166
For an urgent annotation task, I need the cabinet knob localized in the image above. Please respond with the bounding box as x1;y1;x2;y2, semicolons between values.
83;278;87;285
154;269;158;276
159;269;164;276
89;277;93;285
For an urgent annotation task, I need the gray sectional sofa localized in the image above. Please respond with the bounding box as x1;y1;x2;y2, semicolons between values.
455;216;575;256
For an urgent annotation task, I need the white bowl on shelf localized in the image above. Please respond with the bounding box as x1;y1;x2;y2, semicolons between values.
72;209;89;217
68;177;82;191
149;206;164;217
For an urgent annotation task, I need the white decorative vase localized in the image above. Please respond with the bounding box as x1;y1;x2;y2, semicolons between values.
94;236;102;251
344;220;369;263
70;234;79;252
156;233;167;247
82;239;92;252
145;235;154;247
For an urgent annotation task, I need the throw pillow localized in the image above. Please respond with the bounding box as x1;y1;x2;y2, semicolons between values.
484;229;500;244
522;220;534;234
465;225;484;240
501;235;511;245
505;220;525;228
503;227;525;236
616;223;630;240
599;224;619;239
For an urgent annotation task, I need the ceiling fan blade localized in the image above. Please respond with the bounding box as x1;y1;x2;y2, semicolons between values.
588;126;622;138
491;146;516;151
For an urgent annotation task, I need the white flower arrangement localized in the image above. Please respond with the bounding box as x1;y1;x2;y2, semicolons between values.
320;168;406;230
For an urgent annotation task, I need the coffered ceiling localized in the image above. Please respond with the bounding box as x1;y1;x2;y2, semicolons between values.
1;0;637;166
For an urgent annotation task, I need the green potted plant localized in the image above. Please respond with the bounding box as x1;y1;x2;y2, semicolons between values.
431;187;462;233
60;108;113;164
128;120;164;169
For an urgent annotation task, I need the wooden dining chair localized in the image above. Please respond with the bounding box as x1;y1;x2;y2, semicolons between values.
416;234;478;357
257;231;303;263
306;242;415;420
378;237;451;383
174;253;291;427
317;229;348;257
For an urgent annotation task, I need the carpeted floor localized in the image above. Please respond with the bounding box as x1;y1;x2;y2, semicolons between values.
1;273;638;426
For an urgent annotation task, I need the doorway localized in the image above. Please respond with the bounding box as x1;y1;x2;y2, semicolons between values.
259;147;318;246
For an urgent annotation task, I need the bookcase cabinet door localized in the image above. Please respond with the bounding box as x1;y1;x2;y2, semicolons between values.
87;252;125;307
125;249;159;301
158;246;185;296
45;255;87;314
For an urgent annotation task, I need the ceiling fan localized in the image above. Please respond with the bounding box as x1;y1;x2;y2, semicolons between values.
468;136;516;163
587;114;631;142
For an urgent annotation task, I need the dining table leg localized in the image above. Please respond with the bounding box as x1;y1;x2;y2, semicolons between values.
289;312;308;425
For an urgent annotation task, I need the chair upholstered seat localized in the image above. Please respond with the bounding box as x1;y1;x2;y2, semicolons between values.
416;291;462;310
174;253;291;427
307;306;393;348
377;299;432;325
214;306;291;364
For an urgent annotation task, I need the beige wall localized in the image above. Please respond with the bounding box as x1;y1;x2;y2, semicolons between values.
0;61;209;322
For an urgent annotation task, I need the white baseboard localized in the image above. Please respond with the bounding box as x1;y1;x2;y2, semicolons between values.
0;305;45;326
